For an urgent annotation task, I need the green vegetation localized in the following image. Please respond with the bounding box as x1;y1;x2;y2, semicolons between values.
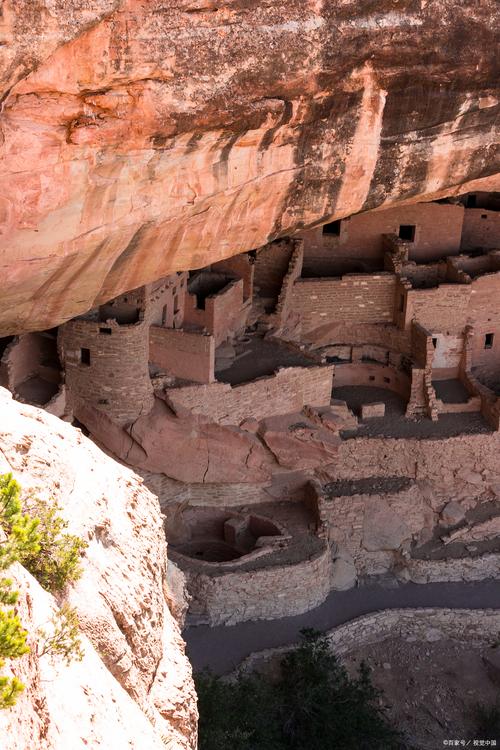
0;473;86;708
37;603;84;665
196;629;404;750
20;494;87;593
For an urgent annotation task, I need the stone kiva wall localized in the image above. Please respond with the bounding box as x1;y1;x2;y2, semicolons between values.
178;543;333;626
165;365;334;424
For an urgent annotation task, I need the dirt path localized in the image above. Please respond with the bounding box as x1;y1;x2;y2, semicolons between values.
184;579;500;674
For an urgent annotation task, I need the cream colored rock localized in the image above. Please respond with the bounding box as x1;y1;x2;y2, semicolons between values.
0;564;169;750
0;388;197;749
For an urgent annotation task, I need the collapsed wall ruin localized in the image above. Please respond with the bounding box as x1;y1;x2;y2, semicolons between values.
5;191;500;626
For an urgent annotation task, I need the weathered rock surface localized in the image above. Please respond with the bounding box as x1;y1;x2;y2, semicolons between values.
440;500;466;526
0;388;197;749
363;497;411;551
1;1;499;334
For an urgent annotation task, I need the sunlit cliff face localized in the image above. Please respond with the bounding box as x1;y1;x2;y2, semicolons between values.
0;0;499;334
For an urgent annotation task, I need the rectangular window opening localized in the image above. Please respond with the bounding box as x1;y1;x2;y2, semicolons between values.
383;377;391;384
323;220;341;237
369;375;375;382
432;337;438;349
80;348;91;366
484;333;494;349
481;214;488;219
99;327;112;335
399;224;416;242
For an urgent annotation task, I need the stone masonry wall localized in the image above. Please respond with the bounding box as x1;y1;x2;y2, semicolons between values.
181;543;332;626
404;284;471;332
212;254;254;300
60;318;154;425
334;432;500;485
149;326;215;384
291;274;397;335
333;362;411;399
299;203;464;265
165;365;334;425
461;208;500;251
240;608;500;673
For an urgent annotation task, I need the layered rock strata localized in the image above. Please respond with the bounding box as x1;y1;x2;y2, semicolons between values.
0;1;499;333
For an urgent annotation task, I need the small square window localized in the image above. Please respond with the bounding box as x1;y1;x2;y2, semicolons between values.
481;214;488;219
484;333;494;349
369;375;375;381
80;348;91;366
383;377;391;383
399;225;416;242
323;220;341;236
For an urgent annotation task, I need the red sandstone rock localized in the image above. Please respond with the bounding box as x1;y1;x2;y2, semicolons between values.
259;412;340;470
129;399;277;483
0;2;499;334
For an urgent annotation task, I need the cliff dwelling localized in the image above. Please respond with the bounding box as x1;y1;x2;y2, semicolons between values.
1;191;497;634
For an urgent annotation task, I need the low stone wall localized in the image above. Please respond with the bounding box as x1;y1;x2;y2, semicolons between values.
165;365;334;425
239;607;500;673
149;326;215;384
406;554;500;584
333;362;411;399
182;543;333;626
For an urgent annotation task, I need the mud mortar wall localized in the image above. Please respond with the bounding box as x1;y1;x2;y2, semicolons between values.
185;543;333;626
166;365;334;424
292;275;397;334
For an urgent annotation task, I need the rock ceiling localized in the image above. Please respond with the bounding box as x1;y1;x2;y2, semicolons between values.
0;0;499;334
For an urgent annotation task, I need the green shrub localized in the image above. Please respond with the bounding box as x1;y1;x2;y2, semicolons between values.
196;629;405;750
37;603;84;665
20;495;87;593
0;473;87;708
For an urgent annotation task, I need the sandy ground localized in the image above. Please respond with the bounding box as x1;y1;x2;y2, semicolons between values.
343;636;500;749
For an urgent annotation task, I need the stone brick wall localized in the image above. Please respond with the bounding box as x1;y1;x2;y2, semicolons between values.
334;432;500;486
240;608;500;672
149;326;215;384
165;365;334;424
269;241;304;335
184;278;247;346
253;240;296;300
59;318;154;425
212;253;254;300
291;274;397;335
461;208;500;251
406;554;500;584
179;543;332;626
405;284;471;332
308;323;412;356
333;362;411;399
468;273;500;373
299;203;464;266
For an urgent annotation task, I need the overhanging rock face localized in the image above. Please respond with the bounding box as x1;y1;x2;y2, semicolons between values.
0;0;499;333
